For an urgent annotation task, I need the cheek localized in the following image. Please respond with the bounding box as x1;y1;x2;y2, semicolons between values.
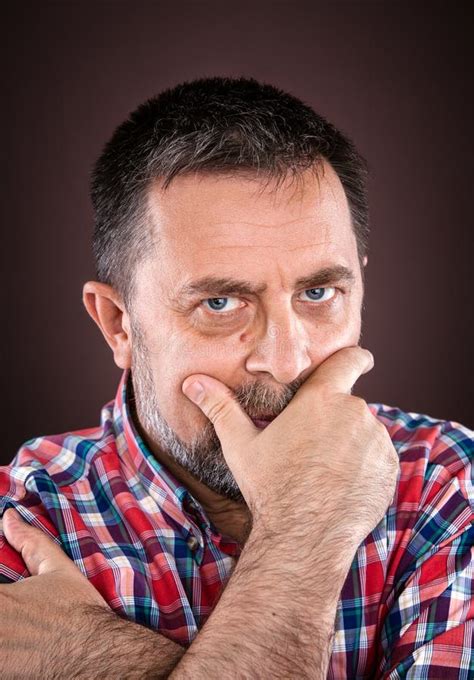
307;311;362;365
148;336;243;439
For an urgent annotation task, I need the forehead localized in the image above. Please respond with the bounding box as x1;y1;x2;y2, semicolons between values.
143;161;357;289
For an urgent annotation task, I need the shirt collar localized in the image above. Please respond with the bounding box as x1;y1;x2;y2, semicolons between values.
113;368;193;506
112;368;242;558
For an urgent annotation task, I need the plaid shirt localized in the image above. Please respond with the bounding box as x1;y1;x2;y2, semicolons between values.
1;369;472;679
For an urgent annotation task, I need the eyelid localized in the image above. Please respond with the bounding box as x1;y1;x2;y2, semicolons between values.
200;296;246;314
297;286;337;303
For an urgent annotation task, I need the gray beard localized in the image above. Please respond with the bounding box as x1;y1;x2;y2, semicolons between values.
128;319;303;502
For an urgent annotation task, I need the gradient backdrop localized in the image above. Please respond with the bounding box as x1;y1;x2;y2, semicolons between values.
2;0;473;464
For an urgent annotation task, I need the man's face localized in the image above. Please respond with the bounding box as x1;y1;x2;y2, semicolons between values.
129;161;365;502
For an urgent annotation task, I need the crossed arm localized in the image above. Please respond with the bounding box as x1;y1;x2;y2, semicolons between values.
0;508;348;679
2;507;473;679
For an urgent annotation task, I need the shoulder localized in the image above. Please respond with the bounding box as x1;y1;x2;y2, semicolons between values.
368;402;473;567
0;398;119;541
369;402;473;489
0;399;118;580
1;398;118;494
369;402;472;523
365;406;474;675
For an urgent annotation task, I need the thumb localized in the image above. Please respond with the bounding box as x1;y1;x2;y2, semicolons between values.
182;374;258;465
2;508;71;577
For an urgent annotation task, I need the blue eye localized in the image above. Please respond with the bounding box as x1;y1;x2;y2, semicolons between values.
299;287;336;303
202;297;242;312
200;288;337;315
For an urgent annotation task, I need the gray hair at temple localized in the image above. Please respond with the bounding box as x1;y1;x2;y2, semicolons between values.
90;76;370;312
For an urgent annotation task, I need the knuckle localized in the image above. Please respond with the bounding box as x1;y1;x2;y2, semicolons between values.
347;395;369;415
382;439;400;474
205;396;231;424
347;345;369;366
374;419;390;439
390;448;401;473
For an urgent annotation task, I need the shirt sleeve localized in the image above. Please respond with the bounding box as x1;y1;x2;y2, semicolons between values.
0;455;62;581
378;419;474;679
0;500;33;581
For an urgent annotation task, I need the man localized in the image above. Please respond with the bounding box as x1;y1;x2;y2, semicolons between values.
0;77;472;679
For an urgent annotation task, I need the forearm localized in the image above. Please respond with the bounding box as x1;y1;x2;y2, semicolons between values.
57;605;186;680
60;529;353;680
169;527;356;679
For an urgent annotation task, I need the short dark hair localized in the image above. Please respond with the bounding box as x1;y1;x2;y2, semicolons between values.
91;76;369;311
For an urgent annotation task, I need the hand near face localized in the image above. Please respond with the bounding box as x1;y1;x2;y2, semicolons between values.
0;508;110;677
183;345;400;551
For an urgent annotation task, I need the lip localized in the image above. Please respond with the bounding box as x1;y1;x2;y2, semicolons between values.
251;417;275;429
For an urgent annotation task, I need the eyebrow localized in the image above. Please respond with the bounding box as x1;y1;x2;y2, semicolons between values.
178;265;356;298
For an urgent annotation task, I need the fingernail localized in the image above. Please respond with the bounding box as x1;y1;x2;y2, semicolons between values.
182;380;205;404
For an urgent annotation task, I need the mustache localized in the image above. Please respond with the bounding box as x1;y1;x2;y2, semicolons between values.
232;376;304;419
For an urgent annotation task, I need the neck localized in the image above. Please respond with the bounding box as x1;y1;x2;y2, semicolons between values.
152;439;252;546
129;397;252;546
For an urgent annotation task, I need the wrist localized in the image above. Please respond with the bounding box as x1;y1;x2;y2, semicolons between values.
247;518;358;579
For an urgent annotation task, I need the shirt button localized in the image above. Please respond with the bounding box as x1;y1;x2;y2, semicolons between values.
187;535;199;551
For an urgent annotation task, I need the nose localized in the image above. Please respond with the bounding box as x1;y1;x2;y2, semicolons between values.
245;308;312;384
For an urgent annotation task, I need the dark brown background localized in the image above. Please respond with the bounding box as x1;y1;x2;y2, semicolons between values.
3;0;473;464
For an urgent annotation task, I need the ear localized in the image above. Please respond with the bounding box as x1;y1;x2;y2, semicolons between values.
82;281;132;369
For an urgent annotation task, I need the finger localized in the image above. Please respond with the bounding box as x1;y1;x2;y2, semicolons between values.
297;346;374;398
182;375;258;462
2;509;71;577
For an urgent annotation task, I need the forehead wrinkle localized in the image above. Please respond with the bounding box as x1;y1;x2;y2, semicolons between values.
287;241;332;252
209;214;325;230
197;241;332;253
198;218;335;253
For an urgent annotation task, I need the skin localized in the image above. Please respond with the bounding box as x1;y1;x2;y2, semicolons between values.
83;160;368;545
0;509;185;677
0;159;370;677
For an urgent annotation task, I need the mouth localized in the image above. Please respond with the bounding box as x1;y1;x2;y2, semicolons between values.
249;415;277;430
